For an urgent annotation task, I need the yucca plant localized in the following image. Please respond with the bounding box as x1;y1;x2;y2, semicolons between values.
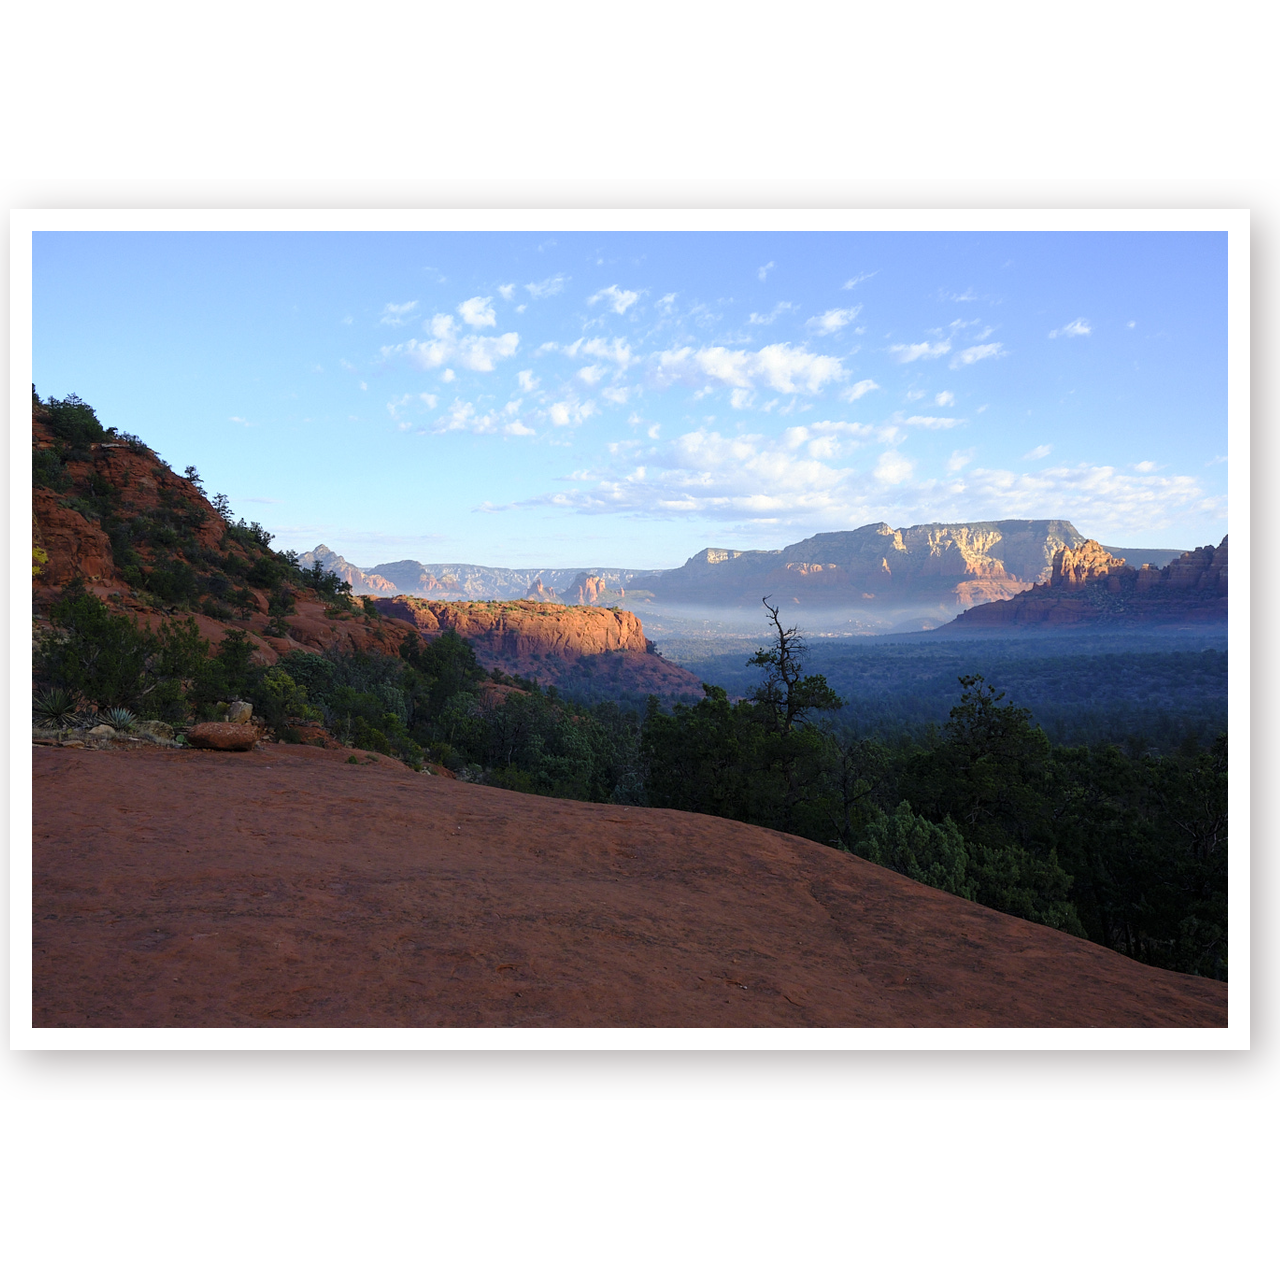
100;707;138;732
34;687;80;727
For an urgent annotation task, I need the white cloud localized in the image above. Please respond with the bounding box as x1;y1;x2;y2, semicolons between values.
1049;318;1091;339
517;369;539;392
526;275;568;299
935;390;955;407
900;415;963;430
946;449;976;473
601;385;632;404
841;272;875;289
889;340;951;363
806;306;861;335
588;284;640;314
758;262;775;282
433;397;532;438
653;341;846;394
950;342;1006;368
906;390;926;402
647;424;661;438
875;451;914;485
1134;460;1157;472
561;336;636;369
730;388;755;410
458;296;496;328
547;397;597;427
577;364;606;385
748;301;795;325
379;300;419;326
839;379;879;403
497;283;517;301
1023;444;1053;460
383;314;519;373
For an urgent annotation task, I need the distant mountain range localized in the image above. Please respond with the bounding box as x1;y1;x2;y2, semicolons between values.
303;522;1193;629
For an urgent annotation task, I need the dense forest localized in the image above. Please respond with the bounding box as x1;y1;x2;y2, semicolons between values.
33;394;1228;983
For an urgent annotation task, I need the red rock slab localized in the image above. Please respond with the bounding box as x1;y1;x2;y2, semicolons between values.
185;722;259;750
30;745;1228;1029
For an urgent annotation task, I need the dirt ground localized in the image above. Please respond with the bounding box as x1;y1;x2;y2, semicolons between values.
30;742;1227;1028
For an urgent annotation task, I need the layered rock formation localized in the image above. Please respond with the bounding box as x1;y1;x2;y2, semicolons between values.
377;597;705;700
943;537;1228;629
626;520;1090;614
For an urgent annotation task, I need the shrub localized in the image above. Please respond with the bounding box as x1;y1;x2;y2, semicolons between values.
855;802;977;900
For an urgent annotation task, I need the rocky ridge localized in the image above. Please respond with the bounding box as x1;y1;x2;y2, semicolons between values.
943;537;1228;629
376;596;705;700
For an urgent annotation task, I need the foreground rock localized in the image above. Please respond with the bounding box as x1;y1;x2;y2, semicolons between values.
186;722;259;750
32;744;1227;1028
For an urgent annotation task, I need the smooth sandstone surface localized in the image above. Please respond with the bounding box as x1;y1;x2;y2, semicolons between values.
31;744;1227;1029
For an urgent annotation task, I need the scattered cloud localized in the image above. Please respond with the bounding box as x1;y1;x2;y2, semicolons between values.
806;306;861;335
379;300;419;326
561;336;636;369
517;369;540;393
839;379;880;403
758;262;775;282
653;341;847;395
587;284;641;315
1134;460;1158;472
899;414;963;430
497;283;517;301
547;396;597;427
935;390;955;407
458;296;496;328
946;449;976;473
1023;444;1053;460
841;272;876;289
950;342;1006;368
525;275;568;299
1049;318;1091;339
748;301;796;325
433;397;532;437
382;314;519;373
890;340;951;363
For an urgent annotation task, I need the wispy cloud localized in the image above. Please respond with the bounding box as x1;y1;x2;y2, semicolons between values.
899;414;964;430
935;390;954;407
434;397;532;437
946;449;976;473
653;341;847;395
950;342;1006;368
758;262;775;282
497;283;517;301
1049;318;1091;338
588;284;640;314
382;314;519;373
1023;444;1053;460
889;340;951;363
379;300;419;327
748;301;795;325
841;272;876;289
526;275;568;299
839;379;880;403
806;306;861;335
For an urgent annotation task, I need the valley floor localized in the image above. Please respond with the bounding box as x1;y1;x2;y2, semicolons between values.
31;742;1227;1028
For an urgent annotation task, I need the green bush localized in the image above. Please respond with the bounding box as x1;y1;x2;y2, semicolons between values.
855;801;976;900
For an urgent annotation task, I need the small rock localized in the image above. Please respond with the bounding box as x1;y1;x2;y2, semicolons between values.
87;724;116;739
135;719;175;740
186;722;259;751
227;700;253;725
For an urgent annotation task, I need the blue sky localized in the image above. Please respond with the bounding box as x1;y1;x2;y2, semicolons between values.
32;229;1227;569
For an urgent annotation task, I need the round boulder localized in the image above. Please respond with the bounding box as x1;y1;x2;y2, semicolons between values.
186;722;259;751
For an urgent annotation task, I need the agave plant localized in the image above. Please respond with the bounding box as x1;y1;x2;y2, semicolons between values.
99;706;138;732
33;687;80;728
